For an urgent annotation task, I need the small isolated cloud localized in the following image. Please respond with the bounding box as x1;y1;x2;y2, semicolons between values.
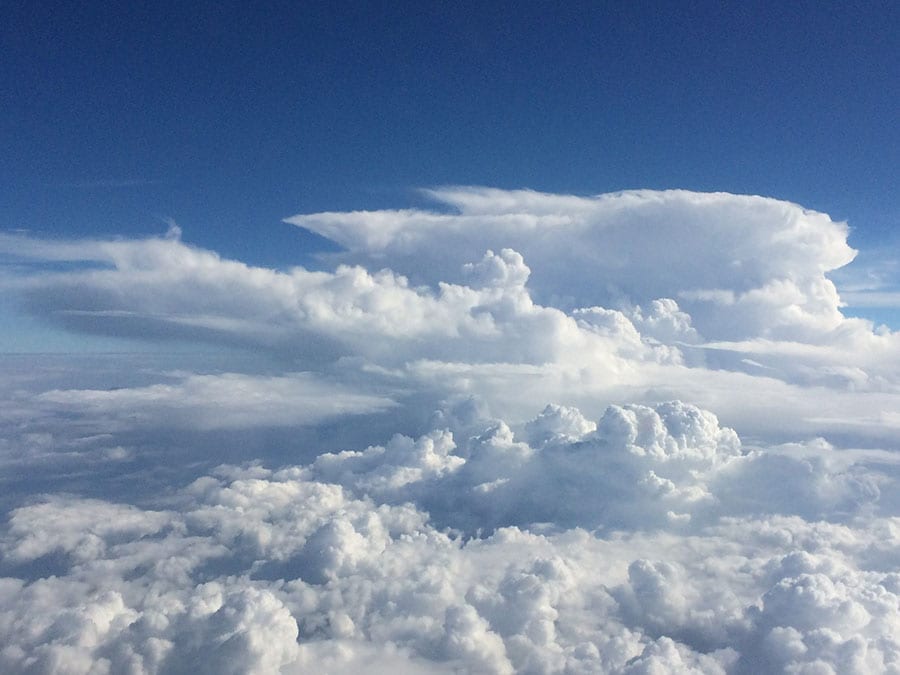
3;188;900;673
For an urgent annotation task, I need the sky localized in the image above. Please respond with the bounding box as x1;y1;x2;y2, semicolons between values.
2;3;898;277
3;3;900;674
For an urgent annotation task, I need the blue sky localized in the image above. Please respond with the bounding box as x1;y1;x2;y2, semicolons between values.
2;1;898;349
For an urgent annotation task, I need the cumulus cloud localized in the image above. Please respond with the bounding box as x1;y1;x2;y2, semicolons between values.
2;401;900;673
3;187;900;672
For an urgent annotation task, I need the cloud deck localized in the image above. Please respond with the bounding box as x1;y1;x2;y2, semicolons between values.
2;189;899;673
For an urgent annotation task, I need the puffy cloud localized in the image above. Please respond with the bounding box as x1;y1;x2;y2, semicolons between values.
524;404;597;448
2;496;170;566
287;188;856;340
3;187;900;672
164;586;301;674
4;237;633;368
2;406;899;674
7;188;900;445
301;401;895;538
6;188;900;447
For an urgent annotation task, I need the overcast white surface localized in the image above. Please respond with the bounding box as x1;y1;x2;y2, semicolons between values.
3;189;900;673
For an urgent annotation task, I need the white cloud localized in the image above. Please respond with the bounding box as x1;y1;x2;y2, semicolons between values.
288;188;856;341
7;188;898;441
4;187;900;672
2;401;900;673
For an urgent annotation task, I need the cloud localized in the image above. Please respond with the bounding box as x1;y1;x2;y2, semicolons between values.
287;188;856;341
4;192;896;442
4;237;596;366
2;401;900;673
4;187;900;672
305;401;891;534
7;224;898;444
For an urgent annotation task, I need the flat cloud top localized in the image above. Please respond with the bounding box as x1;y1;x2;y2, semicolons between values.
288;188;856;341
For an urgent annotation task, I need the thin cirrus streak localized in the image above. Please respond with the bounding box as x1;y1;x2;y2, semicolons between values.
1;188;900;674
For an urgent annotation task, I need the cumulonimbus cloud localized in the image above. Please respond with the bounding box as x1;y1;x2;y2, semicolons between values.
2;188;900;673
287;188;857;341
5;189;900;440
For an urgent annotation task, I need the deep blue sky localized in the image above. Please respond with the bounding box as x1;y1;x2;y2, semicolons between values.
2;1;898;347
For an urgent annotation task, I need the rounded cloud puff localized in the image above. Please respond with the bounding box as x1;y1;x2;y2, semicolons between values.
3;400;899;673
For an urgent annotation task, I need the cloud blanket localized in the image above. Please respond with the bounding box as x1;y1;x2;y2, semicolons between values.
2;188;899;673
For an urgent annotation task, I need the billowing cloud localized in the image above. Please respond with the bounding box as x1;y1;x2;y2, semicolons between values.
2;402;900;673
3;188;900;673
287;188;856;340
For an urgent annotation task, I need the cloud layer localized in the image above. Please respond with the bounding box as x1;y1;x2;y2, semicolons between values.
2;402;900;673
2;188;900;673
